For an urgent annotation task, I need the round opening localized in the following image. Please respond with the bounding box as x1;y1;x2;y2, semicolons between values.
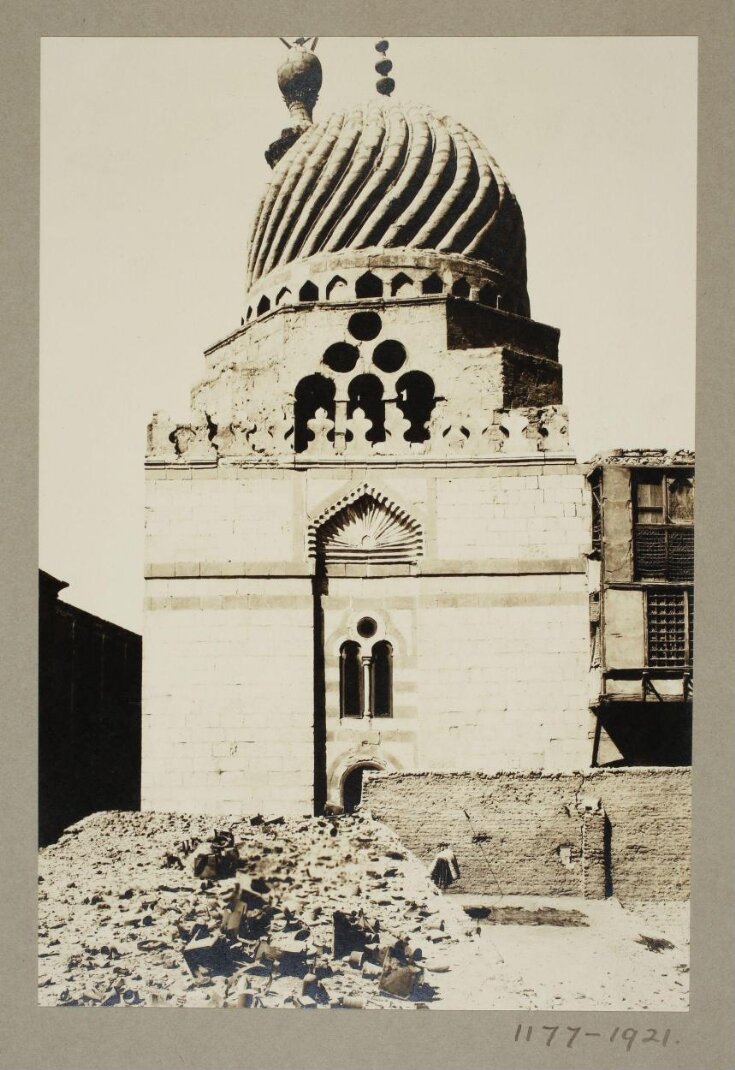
356;616;378;639
372;339;406;373
348;311;382;341
322;342;359;373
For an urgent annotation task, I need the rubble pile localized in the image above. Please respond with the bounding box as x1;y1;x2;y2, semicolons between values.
38;810;471;1009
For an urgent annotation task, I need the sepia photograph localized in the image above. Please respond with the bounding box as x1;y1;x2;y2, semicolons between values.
38;35;696;1013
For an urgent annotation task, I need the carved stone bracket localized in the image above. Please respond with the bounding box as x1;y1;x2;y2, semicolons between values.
212;421;256;457
169;423;216;461
146;412;178;461
497;409;536;454
442;424;470;452
537;406;570;452
212;409;295;459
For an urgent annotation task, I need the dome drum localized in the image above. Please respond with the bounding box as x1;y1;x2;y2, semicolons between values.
243;247;528;327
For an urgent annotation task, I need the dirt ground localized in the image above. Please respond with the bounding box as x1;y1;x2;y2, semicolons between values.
38;810;688;1011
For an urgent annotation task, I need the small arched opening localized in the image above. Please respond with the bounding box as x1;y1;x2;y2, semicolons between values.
355;271;383;299
257;294;271;316
299;280;319;302
451;277;470;298
275;286;292;306
342;763;382;814
421;273;443;295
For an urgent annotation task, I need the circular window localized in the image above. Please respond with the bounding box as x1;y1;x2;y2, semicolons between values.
348;311;382;341
372;339;406;373
322;342;359;373
356;616;378;639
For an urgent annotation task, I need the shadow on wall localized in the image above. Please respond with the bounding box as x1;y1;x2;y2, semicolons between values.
38;572;142;847
594;704;692;767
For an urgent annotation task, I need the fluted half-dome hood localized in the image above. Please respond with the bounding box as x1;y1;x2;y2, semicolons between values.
246;99;529;309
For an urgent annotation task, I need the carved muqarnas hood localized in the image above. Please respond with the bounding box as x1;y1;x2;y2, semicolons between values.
246;99;529;312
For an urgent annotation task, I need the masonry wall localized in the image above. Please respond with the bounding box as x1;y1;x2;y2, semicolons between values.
363;768;691;901
144;462;590;573
195;295;558;427
415;574;592;772
141;576;314;815
143;459;593;811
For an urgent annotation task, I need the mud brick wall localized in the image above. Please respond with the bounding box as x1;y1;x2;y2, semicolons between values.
595;767;691;901
363;768;690;901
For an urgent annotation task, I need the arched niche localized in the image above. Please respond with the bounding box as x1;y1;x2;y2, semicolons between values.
325;275;348;300
310;486;423;566
391;271;415;297
294;373;336;453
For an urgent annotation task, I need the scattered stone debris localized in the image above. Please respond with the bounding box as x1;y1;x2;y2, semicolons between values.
38;810;469;1009
37;812;690;1011
636;934;675;954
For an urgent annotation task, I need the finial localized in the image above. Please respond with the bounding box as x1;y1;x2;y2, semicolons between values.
265;38;322;169
276;38;322;125
375;39;395;96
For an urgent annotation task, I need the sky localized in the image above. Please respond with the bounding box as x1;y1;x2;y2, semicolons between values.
40;36;697;633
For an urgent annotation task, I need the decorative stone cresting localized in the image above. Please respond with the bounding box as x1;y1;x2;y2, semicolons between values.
147;403;571;462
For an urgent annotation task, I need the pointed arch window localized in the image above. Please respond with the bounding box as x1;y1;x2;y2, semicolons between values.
371;641;392;717
340;641;362;718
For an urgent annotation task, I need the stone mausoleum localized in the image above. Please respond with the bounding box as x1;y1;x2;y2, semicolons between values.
141;42;690;818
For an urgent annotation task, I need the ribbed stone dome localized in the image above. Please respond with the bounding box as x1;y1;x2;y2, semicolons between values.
246;100;529;310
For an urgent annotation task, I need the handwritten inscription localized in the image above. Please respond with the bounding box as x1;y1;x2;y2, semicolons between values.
514;1024;676;1050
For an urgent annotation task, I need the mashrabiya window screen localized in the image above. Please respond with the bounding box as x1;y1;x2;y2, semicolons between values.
646;588;694;669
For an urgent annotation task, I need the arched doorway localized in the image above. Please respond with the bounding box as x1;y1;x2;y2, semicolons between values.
342;763;381;814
